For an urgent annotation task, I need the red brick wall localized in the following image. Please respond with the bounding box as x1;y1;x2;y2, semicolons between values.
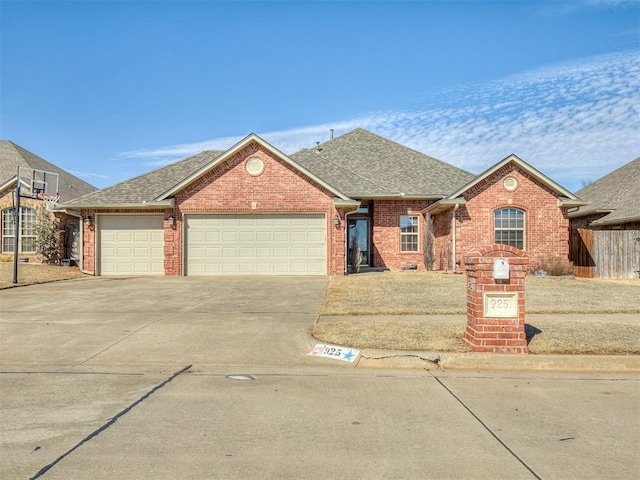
371;200;433;270
431;211;453;271
433;165;571;272
171;142;344;275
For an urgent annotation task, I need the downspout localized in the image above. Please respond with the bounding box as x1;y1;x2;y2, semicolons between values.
344;206;360;274
452;204;459;272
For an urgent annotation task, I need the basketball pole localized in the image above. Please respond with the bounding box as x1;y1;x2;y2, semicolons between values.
12;180;22;284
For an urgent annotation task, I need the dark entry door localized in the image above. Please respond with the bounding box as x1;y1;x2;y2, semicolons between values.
348;218;369;266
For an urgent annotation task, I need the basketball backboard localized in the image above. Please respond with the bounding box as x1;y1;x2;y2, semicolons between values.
17;165;59;199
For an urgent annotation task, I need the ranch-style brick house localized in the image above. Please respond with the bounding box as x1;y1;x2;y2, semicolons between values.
62;129;585;276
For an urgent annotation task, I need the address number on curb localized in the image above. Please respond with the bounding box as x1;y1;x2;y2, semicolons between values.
308;344;359;363
483;292;518;318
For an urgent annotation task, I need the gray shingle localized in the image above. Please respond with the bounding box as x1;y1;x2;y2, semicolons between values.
63;150;223;207
290;128;475;197
574;157;640;225
0;141;97;202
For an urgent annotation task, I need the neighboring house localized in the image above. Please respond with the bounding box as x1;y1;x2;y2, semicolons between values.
568;157;640;278
0;141;97;263
62;129;585;276
569;157;640;230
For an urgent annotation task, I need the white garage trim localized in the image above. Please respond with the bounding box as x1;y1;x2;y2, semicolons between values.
98;215;164;276
184;214;327;276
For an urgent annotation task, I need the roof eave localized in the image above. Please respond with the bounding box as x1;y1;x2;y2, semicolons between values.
558;197;589;208
0;176;17;192
590;214;640;226
567;207;613;219
334;198;361;209
423;197;466;215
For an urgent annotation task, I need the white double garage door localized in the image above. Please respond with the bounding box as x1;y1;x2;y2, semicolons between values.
99;214;327;276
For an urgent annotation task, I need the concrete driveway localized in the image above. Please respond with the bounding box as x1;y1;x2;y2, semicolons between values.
0;276;329;369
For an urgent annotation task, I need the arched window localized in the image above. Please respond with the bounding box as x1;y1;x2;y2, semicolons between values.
1;207;37;253
494;208;525;250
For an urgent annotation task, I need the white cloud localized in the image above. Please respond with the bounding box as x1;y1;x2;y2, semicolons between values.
120;50;640;192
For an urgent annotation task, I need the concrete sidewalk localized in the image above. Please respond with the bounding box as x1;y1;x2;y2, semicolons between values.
316;313;640;372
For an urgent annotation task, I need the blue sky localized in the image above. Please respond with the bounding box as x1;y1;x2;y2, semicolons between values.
1;0;638;192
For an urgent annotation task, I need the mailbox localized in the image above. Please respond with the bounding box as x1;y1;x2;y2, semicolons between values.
493;258;510;280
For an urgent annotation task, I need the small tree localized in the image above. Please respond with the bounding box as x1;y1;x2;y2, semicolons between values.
349;226;361;274
36;207;61;264
423;213;435;271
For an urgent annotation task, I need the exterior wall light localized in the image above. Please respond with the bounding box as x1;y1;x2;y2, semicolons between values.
168;215;175;226
333;215;340;225
84;216;91;227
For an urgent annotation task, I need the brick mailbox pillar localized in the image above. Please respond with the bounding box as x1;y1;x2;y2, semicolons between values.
464;245;529;354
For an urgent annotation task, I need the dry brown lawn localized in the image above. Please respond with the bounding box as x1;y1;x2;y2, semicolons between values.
0;262;85;289
313;319;640;355
321;271;640;316
315;271;640;355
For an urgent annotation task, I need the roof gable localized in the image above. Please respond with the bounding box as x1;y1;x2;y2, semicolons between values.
426;154;585;214
156;133;352;202
448;154;580;200
290;128;475;198
571;156;640;225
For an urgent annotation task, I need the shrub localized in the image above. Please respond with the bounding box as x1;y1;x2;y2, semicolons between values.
531;257;574;276
35;207;62;264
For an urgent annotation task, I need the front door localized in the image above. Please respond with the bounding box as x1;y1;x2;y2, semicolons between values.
348;218;369;266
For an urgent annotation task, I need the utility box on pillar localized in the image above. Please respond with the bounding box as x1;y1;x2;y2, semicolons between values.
464;245;529;354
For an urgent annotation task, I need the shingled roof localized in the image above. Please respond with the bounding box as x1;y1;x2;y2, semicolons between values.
290;128;475;198
0;141;97;202
570;157;640;226
62;128;476;208
63;150;224;208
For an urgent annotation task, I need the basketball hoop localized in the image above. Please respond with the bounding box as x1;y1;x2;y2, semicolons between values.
38;193;60;211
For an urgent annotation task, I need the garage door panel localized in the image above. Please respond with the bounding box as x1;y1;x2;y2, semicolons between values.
186;214;326;276
99;215;164;276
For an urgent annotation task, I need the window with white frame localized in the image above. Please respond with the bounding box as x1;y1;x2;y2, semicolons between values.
494;208;525;250
400;215;419;252
2;207;37;253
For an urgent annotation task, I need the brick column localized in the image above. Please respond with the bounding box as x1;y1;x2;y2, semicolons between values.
464;245;529;354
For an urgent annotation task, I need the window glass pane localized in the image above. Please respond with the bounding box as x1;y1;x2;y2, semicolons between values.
493;208;525;250
2;209;15;252
400;215;418;232
400;215;419;252
20;208;37;253
22;236;36;253
2;209;15;236
3;238;14;252
22;208;36;236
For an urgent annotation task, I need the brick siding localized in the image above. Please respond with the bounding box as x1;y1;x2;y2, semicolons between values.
371;200;434;270
433;164;571;272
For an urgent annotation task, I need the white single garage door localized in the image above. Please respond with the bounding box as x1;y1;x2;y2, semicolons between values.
99;215;164;275
185;214;327;275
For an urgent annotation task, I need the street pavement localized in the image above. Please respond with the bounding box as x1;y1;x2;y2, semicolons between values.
1;276;638;479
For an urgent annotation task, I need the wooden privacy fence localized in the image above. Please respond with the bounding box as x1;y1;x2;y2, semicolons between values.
571;228;640;279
